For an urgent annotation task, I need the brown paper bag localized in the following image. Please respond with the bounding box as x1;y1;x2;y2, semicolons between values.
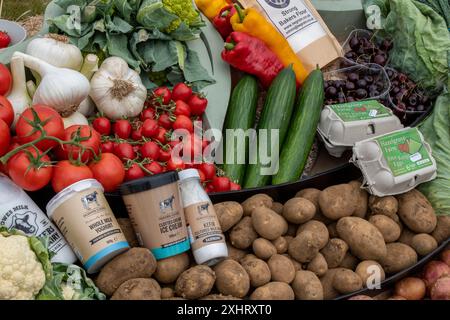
238;0;343;71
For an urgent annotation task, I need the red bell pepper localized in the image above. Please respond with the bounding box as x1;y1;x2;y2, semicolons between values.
221;32;285;88
212;5;236;39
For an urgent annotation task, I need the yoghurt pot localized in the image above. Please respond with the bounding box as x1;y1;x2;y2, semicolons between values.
46;179;129;273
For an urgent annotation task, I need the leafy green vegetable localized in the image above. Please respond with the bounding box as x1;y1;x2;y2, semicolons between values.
417;0;450;28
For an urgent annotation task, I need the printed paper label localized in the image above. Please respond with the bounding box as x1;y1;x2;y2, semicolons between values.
330;100;391;122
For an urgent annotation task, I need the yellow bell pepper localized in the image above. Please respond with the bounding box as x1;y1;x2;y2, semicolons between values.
195;0;231;20
230;7;308;84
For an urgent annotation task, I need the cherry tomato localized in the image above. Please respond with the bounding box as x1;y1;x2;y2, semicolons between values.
173;115;193;133
141;119;159;138
57;125;101;162
140;108;156;121
89;153;125;192
197;169;206;183
16;105;65;152
125;163;145;181
206;183;215;193
7;148;53;191
167;157;185;171
198;163;216;180
188;94;208;116
212;176;231;192
101;141;114;153
0;96;14;127
140;141;160;160
155;127;168;144
158;113;173;129
0;119;10;156
131;126;143;141
230;182;241;191
92;117;111;136
144;161;163;175
52;160;93;193
0;64;12;96
174;100;191;117
153;87;171;105
169;139;181;150
113;119;132;139
114;142;136;161
158;147;172;162
172;83;193;102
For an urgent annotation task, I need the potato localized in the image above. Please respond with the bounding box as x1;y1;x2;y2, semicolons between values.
296;220;329;249
369;196;398;219
339;252;359;270
290;257;303;271
411;233;438;256
319;184;356;220
320;268;344;299
355;260;385;288
333;269;363;294
272;237;288;254
271;202;284;215
398;228;416;246
175;265;216;299
200;294;241;300
252;207;288;240
268;254;296;284
296;188;321;207
336;217;387;261
320;238;349;268
226;243;248;262
292;270;323;300
307;253;328;277
214;259;250;298
394;277;426;300
327;223;339;238
369;215;401;243
397;189;437;233
284;235;294;246
348;295;373;300
240;254;258;265
214;201;244;232
117;218;139;247
250;282;295;300
161;287;174;299
242;194;273;216
349;181;368;218
111;278;161;300
241;257;271;287
96;248;157;296
252;238;277;260
229;216;258;249
380;243;418;274
154;253;190;284
286;224;298;237
288;231;321;263
432;216;450;244
282;197;316;224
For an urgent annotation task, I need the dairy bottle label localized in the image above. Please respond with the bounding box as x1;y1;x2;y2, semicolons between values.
330;100;391;122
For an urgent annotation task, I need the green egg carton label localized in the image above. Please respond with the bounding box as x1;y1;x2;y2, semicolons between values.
330;100;391;122
376;128;433;177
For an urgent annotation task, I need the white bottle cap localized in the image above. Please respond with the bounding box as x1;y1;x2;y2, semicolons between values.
178;169;200;181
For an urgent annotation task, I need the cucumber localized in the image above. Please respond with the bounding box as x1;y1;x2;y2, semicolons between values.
222;75;259;185
272;68;324;185
243;67;297;188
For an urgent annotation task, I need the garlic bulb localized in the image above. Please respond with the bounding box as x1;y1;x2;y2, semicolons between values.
90;57;146;120
26;34;83;71
63;111;88;129
13;52;90;117
78;96;96;116
7;55;31;127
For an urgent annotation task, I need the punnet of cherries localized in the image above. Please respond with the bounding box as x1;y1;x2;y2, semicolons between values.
343;33;392;66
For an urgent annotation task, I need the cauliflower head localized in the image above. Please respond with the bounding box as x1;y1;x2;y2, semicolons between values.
0;234;46;300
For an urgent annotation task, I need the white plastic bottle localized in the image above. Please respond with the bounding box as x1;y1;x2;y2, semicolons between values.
178;169;228;266
0;174;76;263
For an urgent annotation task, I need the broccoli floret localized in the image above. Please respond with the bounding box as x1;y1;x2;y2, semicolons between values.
162;0;201;32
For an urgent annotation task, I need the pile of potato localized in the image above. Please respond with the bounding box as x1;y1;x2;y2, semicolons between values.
95;181;450;300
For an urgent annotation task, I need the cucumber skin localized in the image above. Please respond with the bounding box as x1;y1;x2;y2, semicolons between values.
243;68;297;188
272;69;324;185
222;75;259;185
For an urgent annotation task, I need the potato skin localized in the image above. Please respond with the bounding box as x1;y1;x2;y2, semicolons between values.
337;217;387;261
272;237;288;254
292;270;324;300
296;188;321;208
252;207;288;240
411;233;438;256
252;238;277;260
398;228;416;247
271;202;284;215
154;253;190;284
320;238;349;268
282;197;316;224
327;223;339;238
320;268;344;300
355;260;385;287
229;216;258;249
379;243;418;274
226;243;248;262
296;220;329;249
214;260;250;298
111;278;161;300
241;258;271;287
96;248;157;296
175;265;216;299
214;201;244;232
369;196;398;219
397;189;437;233
288;231;321;263
161;287;174;299
242;194;273;216
339;252;359;270
268;254;296;284
200;294;241;300
319;184;356;220
250;282;295;300
332;269;363;294
432;216;450;244
307;253;328;277
349;181;368;218
369;215;401;243
117;218;139;247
